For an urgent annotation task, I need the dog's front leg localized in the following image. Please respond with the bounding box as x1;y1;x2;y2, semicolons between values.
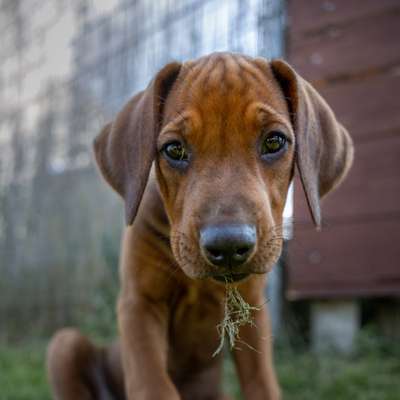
232;288;281;400
118;296;180;400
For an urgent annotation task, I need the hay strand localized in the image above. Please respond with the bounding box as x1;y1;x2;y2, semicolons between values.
212;281;261;357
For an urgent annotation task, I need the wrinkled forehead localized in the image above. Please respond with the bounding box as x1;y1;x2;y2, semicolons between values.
163;53;290;131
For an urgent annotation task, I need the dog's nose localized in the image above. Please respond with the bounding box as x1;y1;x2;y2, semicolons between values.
200;224;256;268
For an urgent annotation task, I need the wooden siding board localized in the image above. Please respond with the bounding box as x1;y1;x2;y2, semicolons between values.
287;1;400;299
318;72;400;141
288;8;400;81
287;219;400;299
288;0;399;38
294;134;400;222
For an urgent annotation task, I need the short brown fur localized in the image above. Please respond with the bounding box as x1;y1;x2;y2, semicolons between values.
47;53;353;400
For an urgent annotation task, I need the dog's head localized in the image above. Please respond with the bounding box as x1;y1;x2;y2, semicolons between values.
94;53;353;282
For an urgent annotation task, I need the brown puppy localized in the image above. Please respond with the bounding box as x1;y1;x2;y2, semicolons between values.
47;53;353;400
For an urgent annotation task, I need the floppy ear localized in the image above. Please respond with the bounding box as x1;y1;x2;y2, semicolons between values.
93;62;181;225
270;59;353;229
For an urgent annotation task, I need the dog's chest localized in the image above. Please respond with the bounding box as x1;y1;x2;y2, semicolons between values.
168;282;224;366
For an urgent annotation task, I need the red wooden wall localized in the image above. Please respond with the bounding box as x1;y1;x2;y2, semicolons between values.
286;0;400;299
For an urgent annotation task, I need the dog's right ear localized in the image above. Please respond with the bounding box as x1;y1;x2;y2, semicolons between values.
93;62;181;225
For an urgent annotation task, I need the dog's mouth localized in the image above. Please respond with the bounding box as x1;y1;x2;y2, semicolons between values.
211;272;250;283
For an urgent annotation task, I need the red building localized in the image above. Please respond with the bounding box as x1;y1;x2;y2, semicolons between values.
286;0;400;347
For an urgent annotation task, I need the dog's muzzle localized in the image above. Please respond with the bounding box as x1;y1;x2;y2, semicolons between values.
199;223;256;270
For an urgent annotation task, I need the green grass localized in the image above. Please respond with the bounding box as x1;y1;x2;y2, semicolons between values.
0;342;51;400
224;329;400;400
274;351;400;400
1;331;399;400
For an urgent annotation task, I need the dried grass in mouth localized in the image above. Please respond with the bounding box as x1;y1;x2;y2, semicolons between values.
212;280;261;357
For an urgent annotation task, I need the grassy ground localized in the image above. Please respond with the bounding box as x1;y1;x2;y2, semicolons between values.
0;342;51;400
1;331;399;400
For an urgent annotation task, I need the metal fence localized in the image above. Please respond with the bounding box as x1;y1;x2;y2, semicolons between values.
0;0;285;340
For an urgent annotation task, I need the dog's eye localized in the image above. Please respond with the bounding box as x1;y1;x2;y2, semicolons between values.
162;141;189;162
261;132;287;155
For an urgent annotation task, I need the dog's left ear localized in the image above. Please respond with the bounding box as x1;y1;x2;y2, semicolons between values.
270;59;354;229
93;62;181;225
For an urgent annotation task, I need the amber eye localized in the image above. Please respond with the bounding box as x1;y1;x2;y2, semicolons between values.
162;141;189;164
261;132;287;156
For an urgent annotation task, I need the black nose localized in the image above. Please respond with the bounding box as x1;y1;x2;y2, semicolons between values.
200;224;256;268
